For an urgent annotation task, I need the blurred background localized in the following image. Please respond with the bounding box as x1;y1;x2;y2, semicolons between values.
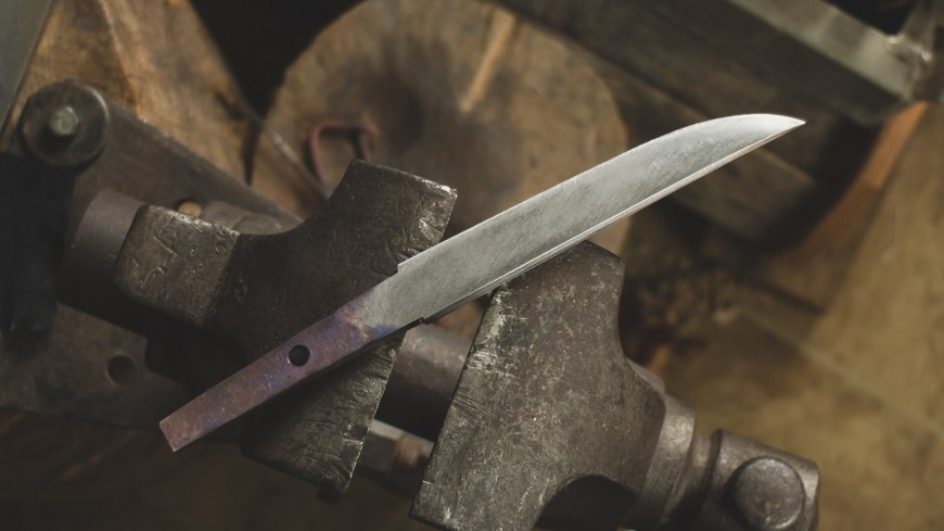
1;0;942;529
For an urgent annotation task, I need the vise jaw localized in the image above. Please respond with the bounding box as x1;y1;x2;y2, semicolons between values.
414;243;819;531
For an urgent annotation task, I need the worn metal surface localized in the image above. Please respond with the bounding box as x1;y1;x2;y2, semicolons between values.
645;0;944;124
37;80;294;332
731;457;806;530
1;80;291;424
412;243;819;530
680;432;819;531
1;81;821;527
413;243;665;530
116;207;241;329
378;325;470;440
161;114;802;450
0;79;300;432
359;420;435;497
0;0;52;130
2;82;461;499
115;160;456;498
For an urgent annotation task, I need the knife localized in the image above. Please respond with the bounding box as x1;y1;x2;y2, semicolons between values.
160;113;803;451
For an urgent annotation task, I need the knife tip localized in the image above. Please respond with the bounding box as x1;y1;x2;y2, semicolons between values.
750;113;805;133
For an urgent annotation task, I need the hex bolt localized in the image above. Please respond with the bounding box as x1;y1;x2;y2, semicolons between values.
20;82;109;167
47;105;80;139
731;457;805;531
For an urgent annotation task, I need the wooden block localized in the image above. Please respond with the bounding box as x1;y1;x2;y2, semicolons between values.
251;0;631;254
1;0;249;179
494;0;873;181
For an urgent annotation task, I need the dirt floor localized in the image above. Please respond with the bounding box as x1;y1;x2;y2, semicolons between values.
1;104;942;531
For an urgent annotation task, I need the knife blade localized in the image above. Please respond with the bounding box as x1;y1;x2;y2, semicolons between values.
160;113;803;451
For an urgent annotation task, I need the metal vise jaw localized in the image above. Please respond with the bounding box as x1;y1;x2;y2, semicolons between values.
413;243;818;531
108;161;456;499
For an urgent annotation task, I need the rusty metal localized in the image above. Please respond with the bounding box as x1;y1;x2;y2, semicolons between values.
413;243;819;531
112;160;456;498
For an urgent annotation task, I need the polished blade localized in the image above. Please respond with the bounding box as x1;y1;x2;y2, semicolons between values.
161;114;803;450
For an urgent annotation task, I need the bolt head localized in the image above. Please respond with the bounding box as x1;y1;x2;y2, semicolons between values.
731;457;805;531
47;105;80;138
20;81;109;168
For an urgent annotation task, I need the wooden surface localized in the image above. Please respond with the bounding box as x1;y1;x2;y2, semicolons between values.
1;0;250;179
597;59;819;242
758;102;928;308
494;0;872;177
1;1;939;529
251;0;631;254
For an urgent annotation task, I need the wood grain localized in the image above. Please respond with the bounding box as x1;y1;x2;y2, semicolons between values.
251;0;631;254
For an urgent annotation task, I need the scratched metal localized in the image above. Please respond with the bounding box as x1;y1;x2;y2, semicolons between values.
161;114;803;450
